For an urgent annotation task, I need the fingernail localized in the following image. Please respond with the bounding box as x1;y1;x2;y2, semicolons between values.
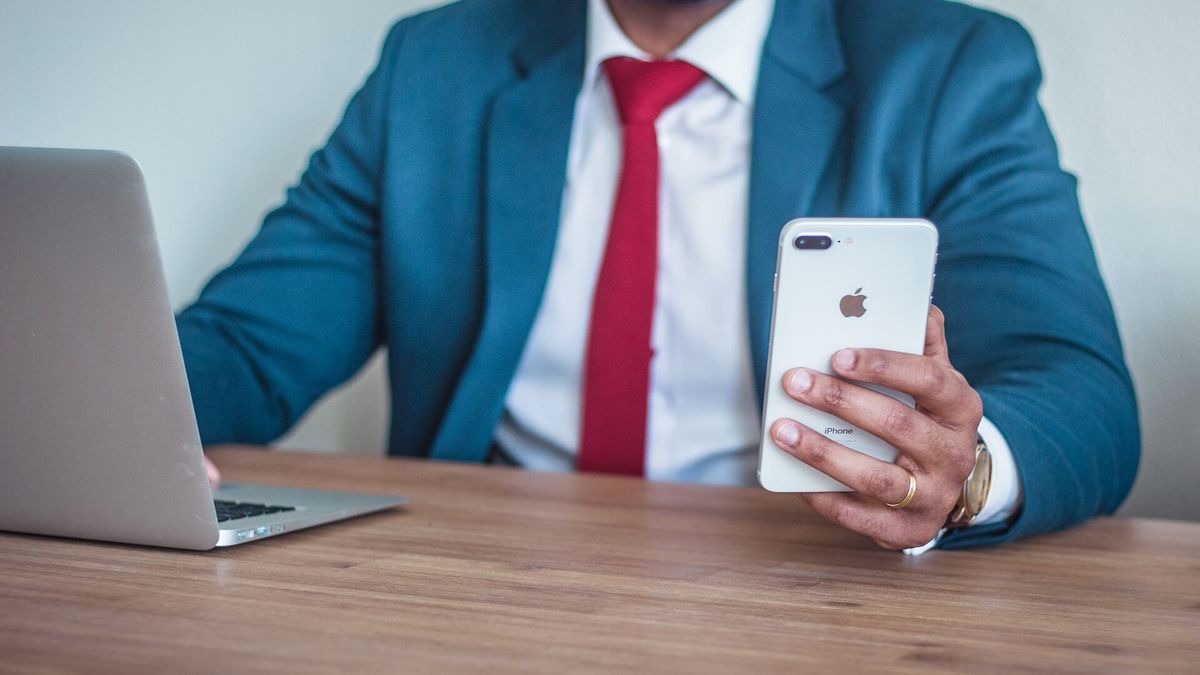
834;349;857;370
775;422;800;447
788;369;812;393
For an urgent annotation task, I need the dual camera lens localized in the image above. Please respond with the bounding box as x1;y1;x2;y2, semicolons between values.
794;235;833;250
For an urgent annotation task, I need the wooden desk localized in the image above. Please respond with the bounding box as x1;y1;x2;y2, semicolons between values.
1;447;1197;673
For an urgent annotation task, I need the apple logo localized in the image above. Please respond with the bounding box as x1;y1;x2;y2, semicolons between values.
839;288;867;318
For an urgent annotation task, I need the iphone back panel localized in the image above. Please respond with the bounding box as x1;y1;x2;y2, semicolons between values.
758;219;938;493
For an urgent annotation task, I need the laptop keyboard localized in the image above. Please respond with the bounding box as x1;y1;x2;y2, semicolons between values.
214;499;296;523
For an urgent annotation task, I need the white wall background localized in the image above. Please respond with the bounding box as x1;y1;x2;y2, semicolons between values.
2;1;1197;519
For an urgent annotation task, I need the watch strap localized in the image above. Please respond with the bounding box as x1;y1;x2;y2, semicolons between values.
945;438;992;529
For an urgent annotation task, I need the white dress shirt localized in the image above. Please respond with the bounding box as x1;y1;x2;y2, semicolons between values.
494;0;1021;528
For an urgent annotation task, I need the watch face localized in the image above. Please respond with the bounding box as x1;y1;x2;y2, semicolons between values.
965;449;993;515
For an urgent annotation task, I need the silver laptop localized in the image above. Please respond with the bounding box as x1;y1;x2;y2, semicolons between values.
0;147;407;549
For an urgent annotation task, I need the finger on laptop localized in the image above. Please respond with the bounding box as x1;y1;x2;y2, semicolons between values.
205;455;221;490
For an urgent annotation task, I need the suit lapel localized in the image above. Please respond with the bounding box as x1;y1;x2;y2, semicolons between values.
746;0;847;404
431;0;847;460
429;3;586;462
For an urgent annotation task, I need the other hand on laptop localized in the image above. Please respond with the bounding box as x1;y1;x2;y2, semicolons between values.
205;456;220;489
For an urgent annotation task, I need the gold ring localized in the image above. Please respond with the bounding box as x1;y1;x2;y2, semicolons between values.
886;470;918;509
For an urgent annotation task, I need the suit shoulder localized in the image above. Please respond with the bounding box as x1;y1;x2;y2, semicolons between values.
837;0;1034;66
382;0;567;53
835;0;1037;92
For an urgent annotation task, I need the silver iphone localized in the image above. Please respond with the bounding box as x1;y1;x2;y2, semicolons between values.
758;218;938;492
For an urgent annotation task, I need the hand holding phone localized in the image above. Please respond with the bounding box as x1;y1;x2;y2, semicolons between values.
758;219;989;550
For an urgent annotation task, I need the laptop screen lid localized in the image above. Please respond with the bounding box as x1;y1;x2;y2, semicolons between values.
0;147;219;550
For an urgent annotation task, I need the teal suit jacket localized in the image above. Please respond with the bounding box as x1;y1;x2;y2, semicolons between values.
177;0;1140;548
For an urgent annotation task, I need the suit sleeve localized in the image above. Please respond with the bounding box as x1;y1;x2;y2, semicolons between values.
923;15;1140;548
175;24;405;446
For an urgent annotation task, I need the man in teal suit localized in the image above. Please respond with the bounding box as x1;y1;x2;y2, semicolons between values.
179;0;1139;550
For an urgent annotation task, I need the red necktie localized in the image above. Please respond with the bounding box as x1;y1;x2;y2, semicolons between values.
578;57;707;476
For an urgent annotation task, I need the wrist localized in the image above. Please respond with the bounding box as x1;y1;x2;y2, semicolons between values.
902;436;993;555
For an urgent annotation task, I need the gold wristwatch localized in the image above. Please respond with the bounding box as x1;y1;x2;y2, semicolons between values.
945;438;992;529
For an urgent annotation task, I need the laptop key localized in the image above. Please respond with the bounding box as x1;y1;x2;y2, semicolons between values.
213;500;296;523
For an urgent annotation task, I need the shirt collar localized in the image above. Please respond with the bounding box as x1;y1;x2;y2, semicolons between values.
584;0;776;104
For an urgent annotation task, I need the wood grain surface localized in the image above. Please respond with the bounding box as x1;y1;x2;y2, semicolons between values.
1;446;1198;673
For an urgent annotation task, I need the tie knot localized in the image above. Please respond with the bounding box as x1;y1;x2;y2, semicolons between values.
603;56;707;126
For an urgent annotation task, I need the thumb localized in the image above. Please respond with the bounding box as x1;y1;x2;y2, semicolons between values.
924;304;952;365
